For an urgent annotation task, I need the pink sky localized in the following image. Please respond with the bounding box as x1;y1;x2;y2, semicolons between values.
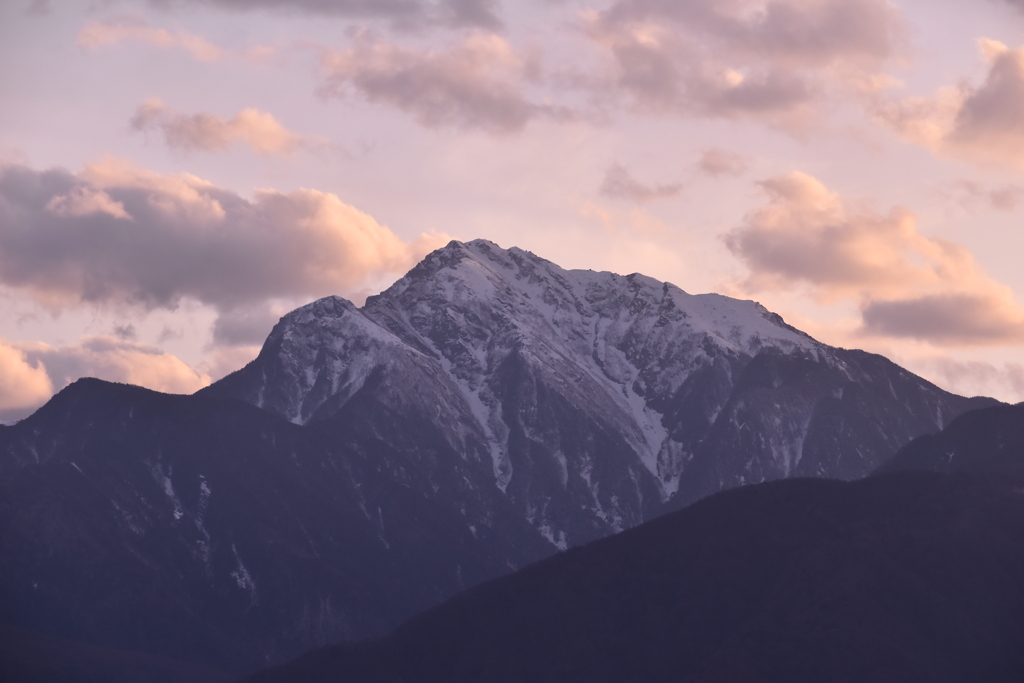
2;0;1024;420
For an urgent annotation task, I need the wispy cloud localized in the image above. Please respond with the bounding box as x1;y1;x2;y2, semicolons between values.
599;163;681;202
697;148;748;177
78;16;225;62
953;179;1024;212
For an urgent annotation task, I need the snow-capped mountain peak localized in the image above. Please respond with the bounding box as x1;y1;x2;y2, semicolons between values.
205;239;991;548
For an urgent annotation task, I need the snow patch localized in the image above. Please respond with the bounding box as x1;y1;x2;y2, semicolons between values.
151;462;184;522
230;544;257;605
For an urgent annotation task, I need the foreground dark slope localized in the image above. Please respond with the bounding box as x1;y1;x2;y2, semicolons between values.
244;471;1024;683
0;379;549;678
878;402;1024;480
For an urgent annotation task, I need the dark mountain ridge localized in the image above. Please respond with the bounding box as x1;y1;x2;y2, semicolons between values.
0;378;549;678
878;401;1024;481
242;471;1024;683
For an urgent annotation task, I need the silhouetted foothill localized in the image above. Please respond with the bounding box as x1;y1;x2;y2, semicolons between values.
242;473;1024;683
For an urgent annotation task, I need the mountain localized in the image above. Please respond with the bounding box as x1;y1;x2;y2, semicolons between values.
0;379;549;679
0;239;997;679
877;402;1024;481
241;471;1024;683
205;239;995;543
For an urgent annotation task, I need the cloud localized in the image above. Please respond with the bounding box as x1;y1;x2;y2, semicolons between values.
150;0;503;30
319;33;565;133
861;294;1024;345
954;180;1024;212
130;99;311;155
78;16;224;62
874;39;1024;169
599;163;681;202
998;0;1024;15
113;324;137;341
198;345;262;382
0;334;213;422
697;148;748;177
584;0;906;128
27;0;50;16
726;171;1024;345
0;159;449;313
17;336;211;395
914;357;1024;402
210;304;282;346
0;340;53;413
45;186;132;220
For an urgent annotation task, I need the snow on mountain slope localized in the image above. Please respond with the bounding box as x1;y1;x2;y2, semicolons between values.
205;239;995;548
363;240;817;494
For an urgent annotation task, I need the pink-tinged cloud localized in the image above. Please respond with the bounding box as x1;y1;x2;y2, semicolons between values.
151;0;502;30
0;340;52;413
0;335;214;422
874;40;1024;169
862;294;1024;345
45;186;132;219
0;159;449;312
319;33;565;133
130;99;311;155
726;171;1024;346
599;163;681;202
585;0;906;128
16;336;211;396
77;17;224;62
